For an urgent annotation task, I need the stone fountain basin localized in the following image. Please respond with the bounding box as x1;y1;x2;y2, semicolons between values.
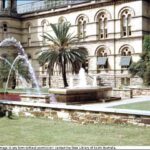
49;86;112;104
20;94;49;103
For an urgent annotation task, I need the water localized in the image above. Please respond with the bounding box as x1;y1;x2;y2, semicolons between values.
0;56;32;94
69;76;74;88
78;67;87;87
93;76;97;86
4;55;26;94
49;94;57;104
0;56;13;68
0;37;41;94
68;68;97;88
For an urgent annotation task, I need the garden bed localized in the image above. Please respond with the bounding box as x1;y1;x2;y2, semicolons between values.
0;93;21;101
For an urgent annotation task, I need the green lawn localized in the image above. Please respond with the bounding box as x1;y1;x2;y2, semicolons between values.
113;101;150;111
0;117;149;146
0;88;49;94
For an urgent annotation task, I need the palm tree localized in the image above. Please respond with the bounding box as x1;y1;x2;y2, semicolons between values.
37;22;88;87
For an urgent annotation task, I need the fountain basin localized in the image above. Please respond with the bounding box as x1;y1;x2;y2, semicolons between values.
49;86;112;104
0;93;20;101
20;94;49;103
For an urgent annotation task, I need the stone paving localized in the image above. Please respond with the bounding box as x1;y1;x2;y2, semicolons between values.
0;95;150;116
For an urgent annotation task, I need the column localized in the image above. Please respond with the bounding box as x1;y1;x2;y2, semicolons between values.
11;0;17;13
7;0;11;9
0;0;4;11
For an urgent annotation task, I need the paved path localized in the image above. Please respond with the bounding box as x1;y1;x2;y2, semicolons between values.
0;96;150;116
81;95;150;109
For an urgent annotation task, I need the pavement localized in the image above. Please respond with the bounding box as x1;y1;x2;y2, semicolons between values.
0;96;150;116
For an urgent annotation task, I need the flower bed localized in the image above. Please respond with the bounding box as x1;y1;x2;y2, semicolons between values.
0;93;21;101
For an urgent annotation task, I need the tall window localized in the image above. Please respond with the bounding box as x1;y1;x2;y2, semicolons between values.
58;16;67;24
97;48;109;71
120;47;132;69
2;22;8;38
2;23;7;32
26;23;32;46
97;13;108;39
121;10;132;37
77;16;87;40
41;20;48;45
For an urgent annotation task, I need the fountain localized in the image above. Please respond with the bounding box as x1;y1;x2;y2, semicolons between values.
0;37;40;94
78;67;87;87
0;37;49;103
49;68;112;104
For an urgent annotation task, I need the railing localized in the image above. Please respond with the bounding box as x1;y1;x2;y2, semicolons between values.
17;0;91;14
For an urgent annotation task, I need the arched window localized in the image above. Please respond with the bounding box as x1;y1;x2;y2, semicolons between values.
97;47;109;71
41;20;49;44
120;47;132;69
2;23;7;32
121;47;132;56
26;23;32;47
121;9;132;37
77;16;87;40
97;13;108;39
58;16;67;24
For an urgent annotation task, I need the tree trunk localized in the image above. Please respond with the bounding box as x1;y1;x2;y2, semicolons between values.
48;74;51;88
62;61;68;87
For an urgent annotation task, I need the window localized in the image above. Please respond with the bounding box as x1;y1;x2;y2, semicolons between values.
41;20;48;44
26;23;32;46
82;59;88;73
41;64;48;74
58;16;67;24
42;78;47;86
97;48;109;71
121;77;130;86
120;48;132;69
121;10;132;37
77;16;87;40
97;13;108;39
3;23;7;32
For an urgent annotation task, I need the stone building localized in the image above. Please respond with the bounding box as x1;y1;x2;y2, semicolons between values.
0;0;150;88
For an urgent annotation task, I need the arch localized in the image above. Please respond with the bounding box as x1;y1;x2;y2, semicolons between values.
41;19;49;26
75;14;89;25
27;53;32;59
41;19;49;35
95;45;111;55
119;44;135;54
58;16;67;24
25;22;32;33
1;53;8;58
94;9;112;22
1;22;8;32
25;22;33;28
118;6;135;19
1;21;8;26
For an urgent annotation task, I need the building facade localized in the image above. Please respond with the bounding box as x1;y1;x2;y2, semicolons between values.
0;0;150;88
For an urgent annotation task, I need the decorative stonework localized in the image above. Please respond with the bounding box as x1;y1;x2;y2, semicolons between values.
0;103;149;127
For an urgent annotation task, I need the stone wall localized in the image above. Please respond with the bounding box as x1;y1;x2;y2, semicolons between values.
131;88;150;96
112;87;150;99
1;103;149;126
113;89;132;99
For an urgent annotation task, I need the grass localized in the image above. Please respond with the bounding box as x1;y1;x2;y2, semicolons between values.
113;101;150;111
0;88;49;94
0;117;149;146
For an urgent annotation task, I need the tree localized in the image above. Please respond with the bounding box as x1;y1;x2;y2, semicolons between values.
37;22;88;87
129;35;150;86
